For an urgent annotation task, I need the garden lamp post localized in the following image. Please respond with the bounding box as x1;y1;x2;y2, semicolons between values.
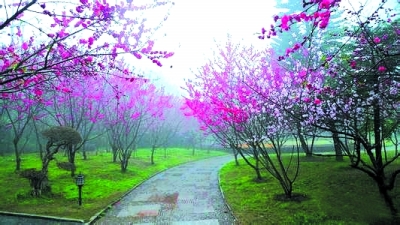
75;173;84;206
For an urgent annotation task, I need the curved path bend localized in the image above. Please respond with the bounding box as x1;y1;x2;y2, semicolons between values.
94;155;235;225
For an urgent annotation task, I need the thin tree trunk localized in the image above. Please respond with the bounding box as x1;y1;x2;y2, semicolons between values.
234;150;239;166
121;160;128;173
112;145;117;162
83;148;87;160
13;138;21;171
332;132;344;161
151;145;156;165
67;145;77;177
120;150;131;173
32;118;44;160
238;149;262;180
255;167;262;180
297;122;312;157
394;132;399;155
377;178;397;216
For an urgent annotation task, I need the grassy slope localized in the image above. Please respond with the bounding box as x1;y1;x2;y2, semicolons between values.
0;148;226;221
220;156;400;224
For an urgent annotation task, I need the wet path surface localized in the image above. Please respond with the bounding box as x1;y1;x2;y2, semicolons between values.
94;155;235;225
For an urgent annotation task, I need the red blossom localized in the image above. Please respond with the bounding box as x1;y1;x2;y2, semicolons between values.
319;0;333;9
350;61;357;69
281;15;290;31
21;42;28;50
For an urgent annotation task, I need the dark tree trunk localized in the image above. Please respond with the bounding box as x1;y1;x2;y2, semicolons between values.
33;173;50;196
112;145;117;163
296;122;312;157
255;166;262;180
283;182;293;198
121;159;128;173
32;119;44;163
372;96;396;214
394;132;399;155
234;150;239;166
82;148;87;160
299;135;311;157
253;147;263;181
151;145;156;165
36;143;61;196
376;177;397;216
120;150;131;173
67;145;77;177
332;132;344;161
238;149;262;180
13;138;21;171
20;169;50;196
38;142;43;161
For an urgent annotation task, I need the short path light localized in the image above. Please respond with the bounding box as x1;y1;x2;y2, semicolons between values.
75;173;85;206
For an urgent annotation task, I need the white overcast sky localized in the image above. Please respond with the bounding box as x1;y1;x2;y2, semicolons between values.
3;0;396;95
135;0;278;95
135;0;399;96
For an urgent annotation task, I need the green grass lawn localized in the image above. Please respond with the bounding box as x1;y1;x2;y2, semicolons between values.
0;148;227;222
220;156;400;224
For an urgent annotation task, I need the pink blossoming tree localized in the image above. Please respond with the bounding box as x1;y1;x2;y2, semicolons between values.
102;71;172;173
0;0;174;95
260;0;400;214
184;38;302;197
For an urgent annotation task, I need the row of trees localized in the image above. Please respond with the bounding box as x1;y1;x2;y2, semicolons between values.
184;0;400;216
0;0;189;195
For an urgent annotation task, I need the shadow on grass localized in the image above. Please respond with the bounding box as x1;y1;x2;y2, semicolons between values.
252;177;270;183
273;193;309;203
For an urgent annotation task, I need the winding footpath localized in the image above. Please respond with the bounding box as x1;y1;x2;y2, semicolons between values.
94;155;235;225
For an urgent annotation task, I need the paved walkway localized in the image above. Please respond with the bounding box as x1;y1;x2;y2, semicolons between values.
93;155;235;225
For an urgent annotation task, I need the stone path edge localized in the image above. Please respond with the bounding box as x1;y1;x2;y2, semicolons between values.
218;160;238;224
0;210;84;224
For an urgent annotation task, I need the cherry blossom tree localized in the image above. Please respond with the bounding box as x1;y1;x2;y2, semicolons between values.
184;39;301;195
40;75;106;176
0;0;174;95
260;0;400;214
2;87;43;170
103;73;171;172
0;0;174;176
145;96;186;164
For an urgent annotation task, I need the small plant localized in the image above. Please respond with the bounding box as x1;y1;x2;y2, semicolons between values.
19;168;50;196
56;161;76;172
22;126;83;196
